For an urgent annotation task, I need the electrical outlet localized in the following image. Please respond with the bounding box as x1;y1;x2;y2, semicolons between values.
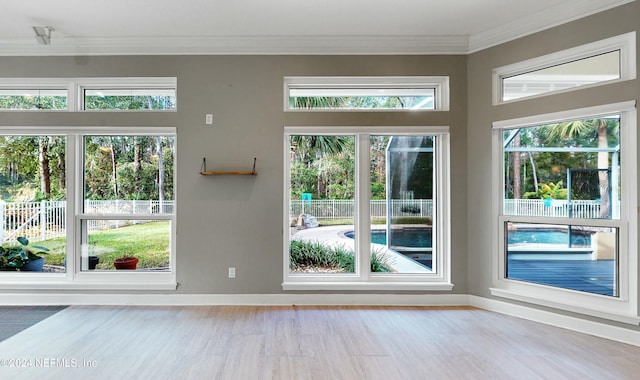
228;267;236;278
205;114;213;125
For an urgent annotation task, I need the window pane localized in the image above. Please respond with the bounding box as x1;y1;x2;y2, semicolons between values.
290;88;435;110
506;222;618;296
288;135;356;274
368;135;434;274
0;89;67;110
84;136;175;214
84;89;176;110
503;50;620;101
0;136;67;273
503;116;621;219
80;220;170;272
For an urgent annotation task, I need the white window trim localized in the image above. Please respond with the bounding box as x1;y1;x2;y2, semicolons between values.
491;101;638;324
282;126;452;291
284;76;450;112
0;77;177;112
0;78;71;112
0;126;177;290
77;77;177;112
493;32;636;105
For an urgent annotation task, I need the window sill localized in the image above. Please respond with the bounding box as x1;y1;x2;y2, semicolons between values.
0;281;177;291
0;273;177;291
0;282;177;291
282;281;454;291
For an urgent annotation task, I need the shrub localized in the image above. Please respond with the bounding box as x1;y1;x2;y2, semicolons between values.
289;240;390;272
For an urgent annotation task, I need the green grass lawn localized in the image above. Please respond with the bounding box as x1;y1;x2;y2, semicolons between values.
39;221;170;270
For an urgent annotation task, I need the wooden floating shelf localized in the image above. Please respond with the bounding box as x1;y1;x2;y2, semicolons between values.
199;157;257;176
199;171;257;176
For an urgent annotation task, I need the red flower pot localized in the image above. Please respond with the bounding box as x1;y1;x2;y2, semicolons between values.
114;257;138;270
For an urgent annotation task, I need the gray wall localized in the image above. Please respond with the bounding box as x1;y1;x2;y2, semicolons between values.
0;55;468;294
1;0;638;332
467;1;640;327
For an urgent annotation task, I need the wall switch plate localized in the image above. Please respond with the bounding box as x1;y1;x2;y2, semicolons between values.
205;114;213;125
228;267;236;278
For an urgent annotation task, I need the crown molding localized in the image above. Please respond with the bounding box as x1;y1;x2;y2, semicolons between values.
0;0;632;56
0;35;469;56
468;0;636;53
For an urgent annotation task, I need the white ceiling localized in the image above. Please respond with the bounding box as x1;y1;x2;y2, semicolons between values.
0;0;634;56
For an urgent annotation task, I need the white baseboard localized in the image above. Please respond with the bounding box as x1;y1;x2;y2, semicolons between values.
0;293;470;307
1;292;638;347
469;295;640;347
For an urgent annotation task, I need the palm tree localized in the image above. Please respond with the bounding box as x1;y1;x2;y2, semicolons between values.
290;96;346;110
545;118;618;218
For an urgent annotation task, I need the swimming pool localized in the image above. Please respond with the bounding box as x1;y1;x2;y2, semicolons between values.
508;229;591;247
346;227;592;248
345;228;432;248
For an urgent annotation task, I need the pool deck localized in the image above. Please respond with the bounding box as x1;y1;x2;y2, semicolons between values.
508;258;615;296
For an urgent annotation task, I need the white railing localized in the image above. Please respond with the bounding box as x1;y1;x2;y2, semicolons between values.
290;198;604;220
0;200;174;243
84;199;174;214
290;199;433;219
503;199;603;219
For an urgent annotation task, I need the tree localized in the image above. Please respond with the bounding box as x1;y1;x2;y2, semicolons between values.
289;135;353;200
290;96;346;109
157;137;165;206
38;137;51;197
512;134;522;199
544;118;618;218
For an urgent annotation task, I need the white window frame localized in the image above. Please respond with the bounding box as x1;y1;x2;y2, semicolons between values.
284;76;450;112
493;32;636;105
78;77;177;111
283;126;452;291
491;102;638;324
0;77;177;112
0;126;176;290
0;78;70;111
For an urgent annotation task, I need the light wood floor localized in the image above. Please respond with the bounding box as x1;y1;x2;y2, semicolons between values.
0;305;639;379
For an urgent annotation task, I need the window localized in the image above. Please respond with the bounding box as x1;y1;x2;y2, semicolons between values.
0;77;177;111
0;128;176;289
492;102;637;323
284;77;449;111
0;89;67;110
0;79;69;110
493;32;636;104
284;126;451;290
80;78;176;110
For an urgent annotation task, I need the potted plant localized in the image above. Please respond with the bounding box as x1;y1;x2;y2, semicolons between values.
0;246;24;271
0;237;49;272
114;255;138;270
88;255;100;270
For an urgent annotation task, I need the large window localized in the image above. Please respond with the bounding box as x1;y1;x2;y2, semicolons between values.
284;77;449;111
0;128;176;289
284;127;451;290
493;32;635;104
492;102;637;323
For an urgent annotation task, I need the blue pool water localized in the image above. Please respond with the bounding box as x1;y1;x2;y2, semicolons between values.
345;229;432;247
508;229;591;247
346;228;591;248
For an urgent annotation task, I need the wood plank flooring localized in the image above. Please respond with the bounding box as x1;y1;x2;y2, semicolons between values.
0;305;639;379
